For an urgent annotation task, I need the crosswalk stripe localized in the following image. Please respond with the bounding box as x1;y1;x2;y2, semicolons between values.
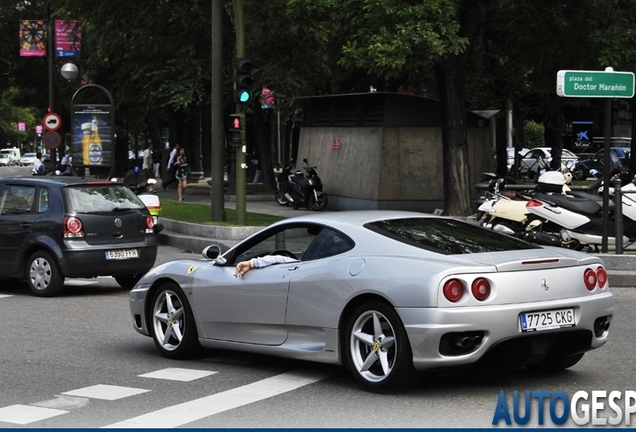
104;368;335;428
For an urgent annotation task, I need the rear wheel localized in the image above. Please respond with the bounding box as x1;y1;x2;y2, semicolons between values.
572;166;588;181
345;301;421;392
150;282;201;359
308;193;328;211
25;250;64;297
115;274;144;289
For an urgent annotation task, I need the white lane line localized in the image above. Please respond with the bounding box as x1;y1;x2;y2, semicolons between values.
0;404;67;425
105;368;334;428
139;367;217;382
0;295;13;299
62;384;150;401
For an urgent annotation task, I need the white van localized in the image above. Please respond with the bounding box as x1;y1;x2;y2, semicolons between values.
0;148;21;166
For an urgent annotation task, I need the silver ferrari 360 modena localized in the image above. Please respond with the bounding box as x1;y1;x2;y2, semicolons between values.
129;211;613;392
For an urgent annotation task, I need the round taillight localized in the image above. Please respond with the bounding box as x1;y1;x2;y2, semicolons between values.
443;279;464;302
471;278;491;301
584;268;597;291
65;216;82;233
596;266;608;288
146;215;155;228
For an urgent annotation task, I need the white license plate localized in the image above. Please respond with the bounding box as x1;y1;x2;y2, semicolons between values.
105;249;139;260
520;308;575;332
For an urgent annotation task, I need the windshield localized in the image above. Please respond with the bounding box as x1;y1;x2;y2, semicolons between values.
63;184;146;213
365;217;540;255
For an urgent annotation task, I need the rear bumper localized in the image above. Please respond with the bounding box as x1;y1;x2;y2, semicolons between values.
58;238;158;278
398;291;613;371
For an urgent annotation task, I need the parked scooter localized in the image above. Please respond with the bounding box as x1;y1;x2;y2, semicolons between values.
521;169;636;251
284;158;328;211
275;164;294;206
111;167;163;234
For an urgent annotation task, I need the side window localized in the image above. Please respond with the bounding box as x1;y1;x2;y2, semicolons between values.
37;188;49;213
0;184;35;215
303;228;354;261
232;224;322;264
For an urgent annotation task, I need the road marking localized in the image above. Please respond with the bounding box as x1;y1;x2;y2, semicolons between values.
139;367;217;382
105;368;335;428
0;295;13;299
0;404;67;425
62;384;150;401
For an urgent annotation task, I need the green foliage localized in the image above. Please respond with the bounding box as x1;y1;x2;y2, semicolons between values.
522;121;545;149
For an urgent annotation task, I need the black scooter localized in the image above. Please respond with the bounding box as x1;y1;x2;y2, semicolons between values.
284;158;328;211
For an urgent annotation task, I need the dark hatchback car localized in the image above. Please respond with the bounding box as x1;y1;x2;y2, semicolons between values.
0;177;158;296
573;147;630;179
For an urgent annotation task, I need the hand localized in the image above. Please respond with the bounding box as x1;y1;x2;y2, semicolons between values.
235;260;252;277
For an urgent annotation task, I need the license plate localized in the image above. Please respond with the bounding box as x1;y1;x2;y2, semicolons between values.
105;249;139;260
520;308;575;332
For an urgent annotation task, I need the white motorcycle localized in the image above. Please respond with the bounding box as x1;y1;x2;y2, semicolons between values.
111;168;163;234
521;169;636;251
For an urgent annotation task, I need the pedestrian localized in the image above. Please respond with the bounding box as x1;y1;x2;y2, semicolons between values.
32;152;44;175
162;143;180;191
252;157;261;184
152;144;161;178
174;147;189;201
142;142;153;172
59;149;72;176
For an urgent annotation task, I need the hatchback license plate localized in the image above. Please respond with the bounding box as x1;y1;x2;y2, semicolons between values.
105;249;139;260
520;308;575;332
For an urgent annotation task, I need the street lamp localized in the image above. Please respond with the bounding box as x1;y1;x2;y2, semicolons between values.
60;62;78;81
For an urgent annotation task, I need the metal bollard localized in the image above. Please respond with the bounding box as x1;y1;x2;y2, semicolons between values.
614;178;623;254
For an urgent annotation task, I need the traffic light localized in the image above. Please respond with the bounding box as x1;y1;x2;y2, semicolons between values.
229;113;245;146
235;57;253;104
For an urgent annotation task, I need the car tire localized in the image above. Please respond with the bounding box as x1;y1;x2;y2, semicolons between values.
527;353;584;372
572;166;588;181
25;250;64;297
345;301;421;392
150;282;201;359
115;274;143;290
308;193;328;211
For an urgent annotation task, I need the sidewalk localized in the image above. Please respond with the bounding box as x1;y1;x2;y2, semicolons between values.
153;178;636;287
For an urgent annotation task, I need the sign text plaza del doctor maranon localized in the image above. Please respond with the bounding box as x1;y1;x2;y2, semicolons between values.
557;69;635;98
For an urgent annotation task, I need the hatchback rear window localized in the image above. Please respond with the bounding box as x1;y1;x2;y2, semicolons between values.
364;217;540;255
63;184;146;213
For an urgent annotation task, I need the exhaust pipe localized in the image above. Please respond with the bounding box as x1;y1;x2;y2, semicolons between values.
594;316;610;337
284;193;294;202
452;334;483;349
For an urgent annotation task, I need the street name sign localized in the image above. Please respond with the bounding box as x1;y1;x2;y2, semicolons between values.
557;70;635;98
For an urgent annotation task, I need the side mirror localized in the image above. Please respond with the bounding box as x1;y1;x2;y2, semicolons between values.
303;158;308;164
202;244;226;264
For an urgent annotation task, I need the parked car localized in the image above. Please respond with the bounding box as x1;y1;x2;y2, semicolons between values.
0;177;158;296
572;147;630;180
129;211;613;391
513;147;579;178
505;146;529;173
19;152;38;166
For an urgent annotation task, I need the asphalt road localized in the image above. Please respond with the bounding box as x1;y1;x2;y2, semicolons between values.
0;243;634;428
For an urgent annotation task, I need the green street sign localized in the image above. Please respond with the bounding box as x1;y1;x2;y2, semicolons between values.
557;70;635;98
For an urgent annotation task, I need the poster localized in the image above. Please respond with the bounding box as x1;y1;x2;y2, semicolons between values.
71;105;113;167
19;20;46;57
55;20;81;58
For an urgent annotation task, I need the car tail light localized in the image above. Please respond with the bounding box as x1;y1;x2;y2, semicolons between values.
471;278;491;301
63;216;84;238
596;266;608;289
443;279;464;302
145;215;155;229
584;268;598;290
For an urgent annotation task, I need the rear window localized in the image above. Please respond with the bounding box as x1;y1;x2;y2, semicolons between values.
364;217;540;255
63;184;146;213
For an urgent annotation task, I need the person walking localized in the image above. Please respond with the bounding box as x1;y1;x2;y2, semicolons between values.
174;147;189;201
142;142;153;172
162;143;180;190
152;144;161;178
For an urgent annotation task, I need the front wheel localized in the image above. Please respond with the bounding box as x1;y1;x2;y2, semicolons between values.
275;190;289;206
308;192;328;211
25;250;64;297
150;282;201;359
345;301;421;392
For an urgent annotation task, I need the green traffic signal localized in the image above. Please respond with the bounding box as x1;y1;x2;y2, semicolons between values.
237;90;251;103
